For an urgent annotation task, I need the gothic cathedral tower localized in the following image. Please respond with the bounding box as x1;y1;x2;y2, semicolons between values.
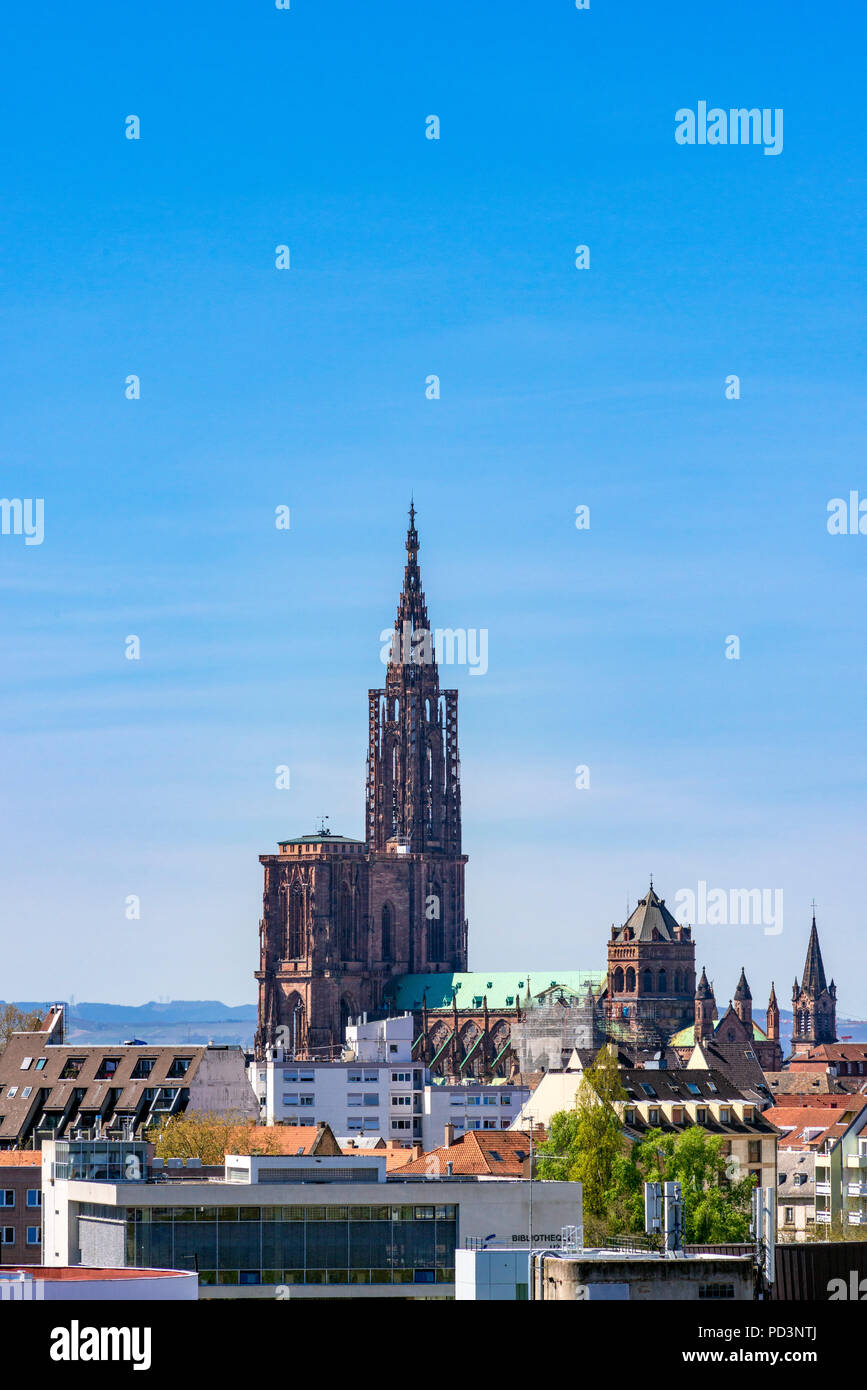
791;912;837;1056
255;507;468;1060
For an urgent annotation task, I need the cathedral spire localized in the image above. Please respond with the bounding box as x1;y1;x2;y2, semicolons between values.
801;915;828;995
366;507;463;858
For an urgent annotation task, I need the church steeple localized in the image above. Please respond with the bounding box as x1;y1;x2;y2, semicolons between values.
791;910;837;1053
366;506;462;857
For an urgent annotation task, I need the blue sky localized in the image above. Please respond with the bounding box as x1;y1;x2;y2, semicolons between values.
1;2;866;1015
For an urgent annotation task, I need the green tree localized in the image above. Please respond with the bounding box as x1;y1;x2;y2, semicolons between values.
0;1003;45;1053
536;1048;637;1230
147;1111;283;1165
632;1127;756;1243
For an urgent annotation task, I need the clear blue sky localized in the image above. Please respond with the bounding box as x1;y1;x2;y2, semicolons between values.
2;2;865;1015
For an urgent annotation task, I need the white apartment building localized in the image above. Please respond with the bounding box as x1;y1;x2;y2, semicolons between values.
250;1014;529;1150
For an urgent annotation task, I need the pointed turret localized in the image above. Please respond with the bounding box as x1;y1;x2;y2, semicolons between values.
801;915;828;996
695;967;715;1041
733;967;753;1030
792;911;837;1052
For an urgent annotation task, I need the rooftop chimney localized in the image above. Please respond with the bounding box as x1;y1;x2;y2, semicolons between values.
444;1123;455;1147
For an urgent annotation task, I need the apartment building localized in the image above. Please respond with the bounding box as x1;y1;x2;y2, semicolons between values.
515;1064;778;1190
0;1153;42;1265
251;1013;528;1148
764;1094;867;1231
0;1006;256;1148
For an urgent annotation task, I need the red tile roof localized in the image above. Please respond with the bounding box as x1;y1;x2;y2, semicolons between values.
393;1128;544;1177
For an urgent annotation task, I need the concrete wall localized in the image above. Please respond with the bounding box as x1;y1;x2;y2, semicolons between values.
188;1048;258;1120
538;1254;754;1301
78;1216;125;1268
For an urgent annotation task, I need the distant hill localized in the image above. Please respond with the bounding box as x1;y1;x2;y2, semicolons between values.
2;1000;258;1050
5;1000;866;1053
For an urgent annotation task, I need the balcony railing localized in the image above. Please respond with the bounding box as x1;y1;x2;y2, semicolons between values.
815;1211;832;1224
815;1182;832;1196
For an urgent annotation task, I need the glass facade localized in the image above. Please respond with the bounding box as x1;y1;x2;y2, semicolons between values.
55;1141;149;1182
83;1202;457;1287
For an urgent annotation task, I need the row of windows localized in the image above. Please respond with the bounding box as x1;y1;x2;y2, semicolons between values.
281;1070;422;1086
84;1203;457;1222
449;1095;512;1107
0;1227;40;1244
120;1219;457;1273
198;1268;452;1286
613;967;690;994
0;1190;41;1208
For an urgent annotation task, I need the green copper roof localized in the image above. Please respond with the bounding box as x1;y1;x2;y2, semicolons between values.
671;1019;769;1047
385;971;605;1012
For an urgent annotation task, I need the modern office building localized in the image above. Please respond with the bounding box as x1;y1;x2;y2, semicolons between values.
42;1139;579;1298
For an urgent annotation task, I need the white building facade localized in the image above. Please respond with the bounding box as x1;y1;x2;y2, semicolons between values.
250;1014;529;1149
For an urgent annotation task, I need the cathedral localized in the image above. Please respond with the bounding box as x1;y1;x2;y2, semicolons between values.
254;506;468;1059
254;508;840;1075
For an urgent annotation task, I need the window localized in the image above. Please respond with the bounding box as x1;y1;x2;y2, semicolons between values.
283;1070;298;1083
347;1071;362;1083
95;1058;120;1079
346;1093;362;1107
626;1108;636;1125
299;1094;314;1107
784;1207;794;1224
500;1120;510;1128
648;1108;659;1125
364;1118;380;1130
1;1228;14;1245
0;1191;14;1208
391;1072;411;1083
748;1140;761;1164
132;1058;156;1079
720;1107;730;1124
7;1087;18;1099
640;1083;657;1098
167;1057;192;1079
347;1119;363;1131
26;1226;41;1245
483;1119;497;1129
20;1057;33;1071
27;1190;41;1208
283;1094;300;1107
672;1107;683;1124
483;1097;497;1106
21;1087;32;1100
392;1119;411;1130
34;1058;47;1071
707;1079;718;1094
699;1283;735;1299
391;1095;410;1107
363;1071;377;1083
467;1097;481;1107
299;1071;314;1083
500;1096;511;1107
686;1083;701;1096
697;1107;707;1124
466;1119;481;1130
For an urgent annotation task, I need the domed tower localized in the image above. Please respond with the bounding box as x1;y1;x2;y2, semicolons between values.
604;882;696;1044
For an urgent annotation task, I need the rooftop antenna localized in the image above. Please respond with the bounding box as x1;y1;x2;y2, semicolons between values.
317;815;330;836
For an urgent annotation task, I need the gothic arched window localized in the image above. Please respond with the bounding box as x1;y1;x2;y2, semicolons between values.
339;883;356;959
381;903;393;960
625;967;636;992
658;969;667;993
287;881;304;959
427;886;444;961
613;967;625;993
643;968;653;993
